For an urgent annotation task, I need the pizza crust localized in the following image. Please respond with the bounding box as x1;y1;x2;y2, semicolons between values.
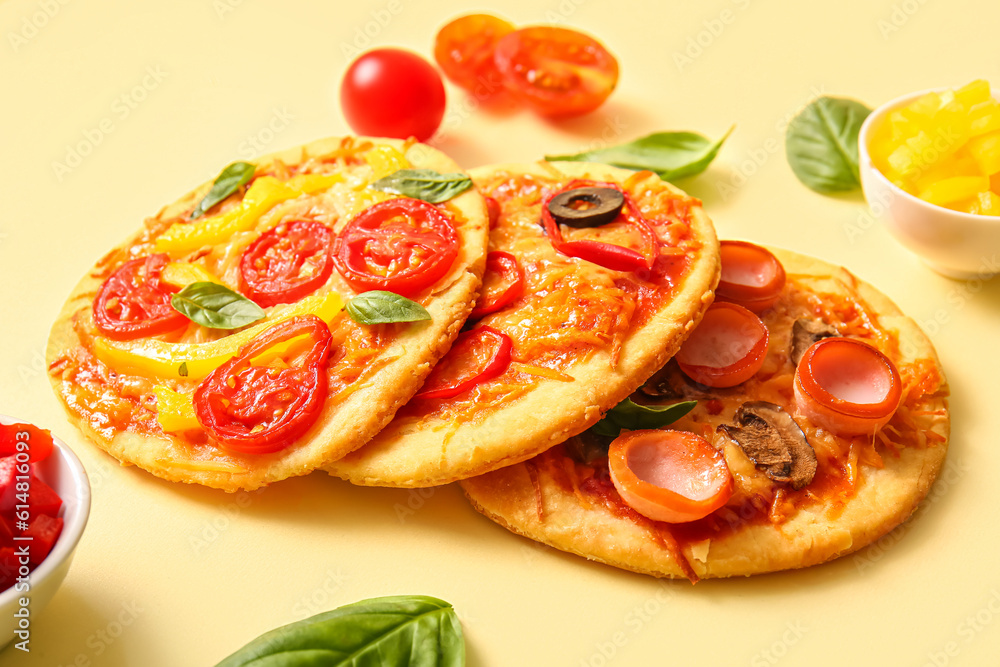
459;248;950;578
46;136;488;491
327;162;720;487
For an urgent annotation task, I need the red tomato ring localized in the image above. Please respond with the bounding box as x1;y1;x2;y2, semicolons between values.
469;251;524;319
414;326;513;400
240;219;334;308
540;180;659;273
794;337;902;435
93;253;187;340
193;315;332;455
675;302;769;388
716;240;786;313
332;198;459;297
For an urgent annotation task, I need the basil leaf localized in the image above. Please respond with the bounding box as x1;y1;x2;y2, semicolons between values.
545;128;733;181
214;595;464;667
370;169;473;203
589;398;698;439
171;282;265;330
347;291;431;325
191;161;255;219
785;96;871;194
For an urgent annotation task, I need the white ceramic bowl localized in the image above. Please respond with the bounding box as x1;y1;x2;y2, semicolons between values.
858;88;1000;280
0;416;90;649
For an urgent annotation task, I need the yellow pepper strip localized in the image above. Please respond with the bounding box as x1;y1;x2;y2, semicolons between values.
155;173;343;256
92;291;343;381
364;145;411;179
161;261;222;288
154;385;200;433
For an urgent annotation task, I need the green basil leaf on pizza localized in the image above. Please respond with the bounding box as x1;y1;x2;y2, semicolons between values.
191;161;255;219
370;169;473;203
171;282;265;329
347;291;432;325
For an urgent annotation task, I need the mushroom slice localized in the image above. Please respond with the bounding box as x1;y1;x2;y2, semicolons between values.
717;401;817;490
639;359;712;401
790;319;838;366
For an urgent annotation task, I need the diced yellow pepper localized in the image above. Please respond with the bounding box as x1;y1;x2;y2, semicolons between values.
970;100;1000;137
913;150;983;193
161;262;222;288
364;145;411;179
956;79;992;107
92;292;344;380
967;130;1000;175
918;176;990;206
154;386;200;433
978;190;1000;216
887;143;919;176
155;174;342;255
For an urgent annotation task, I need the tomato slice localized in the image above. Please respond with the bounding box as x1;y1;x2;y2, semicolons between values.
794;337;902;436
333;198;459;296
470;251;524;319
0;423;54;462
675;302;769;388
240;219;333;308
493;26;619;116
434;13;515;94
415;326;513;400
93;253;187;339
608;429;733;523
716;240;786;312
194;315;332;454
540;180;659;272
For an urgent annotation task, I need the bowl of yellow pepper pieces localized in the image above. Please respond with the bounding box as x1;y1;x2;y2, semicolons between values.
859;80;1000;279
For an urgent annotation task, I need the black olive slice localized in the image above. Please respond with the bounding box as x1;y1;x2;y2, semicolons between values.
546;186;625;228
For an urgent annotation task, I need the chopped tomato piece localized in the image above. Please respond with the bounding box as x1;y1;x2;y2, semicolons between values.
415;326;513;400
494;26;619;116
0;515;13;547
22;515;64;564
469;251;524;319
0;547;18;590
716;240;786;312
0;423;54;463
434;13;515;94
794;337;902;436
25;475;63;517
675;302;769;388
608;429;733;523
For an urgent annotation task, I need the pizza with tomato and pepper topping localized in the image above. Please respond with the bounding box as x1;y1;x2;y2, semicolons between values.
46;136;489;491
460;245;950;580
326;162;720;487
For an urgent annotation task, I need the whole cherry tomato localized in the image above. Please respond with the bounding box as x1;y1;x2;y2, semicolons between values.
340;48;446;141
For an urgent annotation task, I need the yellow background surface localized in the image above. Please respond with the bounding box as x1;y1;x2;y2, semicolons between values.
2;0;999;665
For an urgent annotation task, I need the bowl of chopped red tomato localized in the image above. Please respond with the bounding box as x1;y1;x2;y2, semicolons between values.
0;416;90;649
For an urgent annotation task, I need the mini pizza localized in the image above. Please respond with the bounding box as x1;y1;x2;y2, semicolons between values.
326;162;720;486
46;136;488;491
460;245;949;581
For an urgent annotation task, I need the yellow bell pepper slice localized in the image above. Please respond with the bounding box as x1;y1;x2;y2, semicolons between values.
365;145;411;179
154;386;200;433
155;173;342;256
92;291;343;381
161;261;222;288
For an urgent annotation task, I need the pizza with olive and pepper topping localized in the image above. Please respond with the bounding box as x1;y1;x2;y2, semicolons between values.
326;162;720;487
46;136;489;491
460;244;949;581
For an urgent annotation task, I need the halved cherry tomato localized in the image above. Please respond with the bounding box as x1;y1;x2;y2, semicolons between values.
716;240;787;313
194;315;332;454
433;13;514;94
493;26;619;116
0;423;54;463
794;337;902;436
93;254;187;339
608;429;733;523
333;198;459;297
415;326;512;400
340;48;446;141
540;180;658;272
675;302;769;388
470;251;524;319
240;219;333;308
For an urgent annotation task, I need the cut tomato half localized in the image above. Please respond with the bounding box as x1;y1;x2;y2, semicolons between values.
794;337;902;436
469;251;524;319
240;219;334;308
333;198;459;297
194;315;332;454
716;240;786;312
415;326;513;400
676;302;769;388
608;429;733;523
93;254;187;339
434;13;514;94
